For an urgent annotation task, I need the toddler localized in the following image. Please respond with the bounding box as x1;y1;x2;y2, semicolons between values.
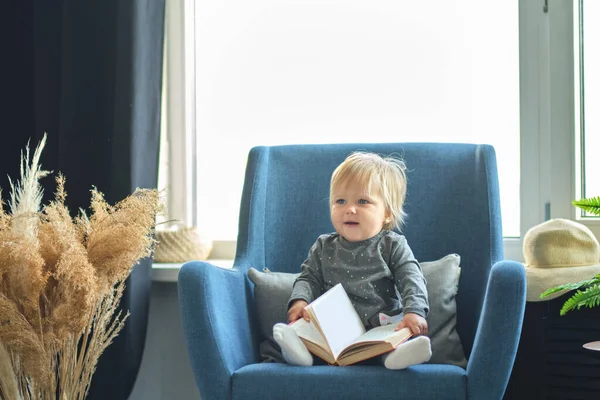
273;151;432;369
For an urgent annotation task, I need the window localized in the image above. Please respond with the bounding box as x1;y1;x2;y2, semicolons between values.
160;0;596;263
575;0;600;206
194;0;520;237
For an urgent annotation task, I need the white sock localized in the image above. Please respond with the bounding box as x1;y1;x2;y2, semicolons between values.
382;336;432;370
273;323;313;366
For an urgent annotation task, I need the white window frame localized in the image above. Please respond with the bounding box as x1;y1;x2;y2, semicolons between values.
160;0;198;228
160;0;600;263
546;0;600;230
574;0;600;222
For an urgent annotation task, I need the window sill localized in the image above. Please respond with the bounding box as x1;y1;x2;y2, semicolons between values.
151;259;234;283
578;217;600;226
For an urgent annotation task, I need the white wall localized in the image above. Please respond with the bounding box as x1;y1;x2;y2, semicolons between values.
129;282;201;400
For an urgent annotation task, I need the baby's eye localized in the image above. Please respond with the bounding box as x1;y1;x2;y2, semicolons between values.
358;199;369;204
336;199;346;204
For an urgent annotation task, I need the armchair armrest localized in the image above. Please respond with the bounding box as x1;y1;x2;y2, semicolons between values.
178;261;259;400
466;260;526;400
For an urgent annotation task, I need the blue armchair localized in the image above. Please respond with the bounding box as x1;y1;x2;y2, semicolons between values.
179;143;526;400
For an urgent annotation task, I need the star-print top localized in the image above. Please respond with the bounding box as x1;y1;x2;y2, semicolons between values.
289;230;429;329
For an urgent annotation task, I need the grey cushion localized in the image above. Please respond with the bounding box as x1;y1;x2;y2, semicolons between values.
423;254;466;367
248;253;467;367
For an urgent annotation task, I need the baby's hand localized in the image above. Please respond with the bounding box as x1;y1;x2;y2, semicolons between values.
395;312;428;336
287;299;309;323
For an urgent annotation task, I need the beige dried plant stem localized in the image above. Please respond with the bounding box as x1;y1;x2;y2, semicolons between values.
9;133;50;235
64;281;129;399
0;133;161;399
0;342;19;400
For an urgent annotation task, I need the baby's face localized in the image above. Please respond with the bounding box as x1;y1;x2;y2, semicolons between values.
330;181;388;242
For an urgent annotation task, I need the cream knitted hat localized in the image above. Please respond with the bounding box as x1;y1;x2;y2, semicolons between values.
524;218;600;301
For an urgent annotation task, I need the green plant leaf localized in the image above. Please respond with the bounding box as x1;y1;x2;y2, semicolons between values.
573;196;600;216
540;274;600;298
559;284;600;316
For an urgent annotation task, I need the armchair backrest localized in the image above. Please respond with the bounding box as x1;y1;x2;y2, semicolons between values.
235;142;503;358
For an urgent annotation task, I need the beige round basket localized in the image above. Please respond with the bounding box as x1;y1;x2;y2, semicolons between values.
154;224;212;263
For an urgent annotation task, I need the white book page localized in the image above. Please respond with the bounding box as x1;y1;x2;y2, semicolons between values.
290;318;328;350
308;284;365;359
349;324;407;345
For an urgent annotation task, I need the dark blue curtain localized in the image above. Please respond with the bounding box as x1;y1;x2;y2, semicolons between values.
2;1;166;399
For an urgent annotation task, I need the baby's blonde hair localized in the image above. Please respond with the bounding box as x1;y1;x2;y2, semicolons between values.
330;151;408;231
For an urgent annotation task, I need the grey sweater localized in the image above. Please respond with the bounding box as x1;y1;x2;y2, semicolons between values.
289;230;429;328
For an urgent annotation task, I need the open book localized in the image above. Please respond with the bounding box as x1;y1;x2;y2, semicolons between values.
290;283;412;366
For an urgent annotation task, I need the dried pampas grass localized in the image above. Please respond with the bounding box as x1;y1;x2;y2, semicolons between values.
0;134;162;400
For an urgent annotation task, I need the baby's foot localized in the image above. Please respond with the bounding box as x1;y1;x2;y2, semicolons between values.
273;323;313;366
383;335;432;370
